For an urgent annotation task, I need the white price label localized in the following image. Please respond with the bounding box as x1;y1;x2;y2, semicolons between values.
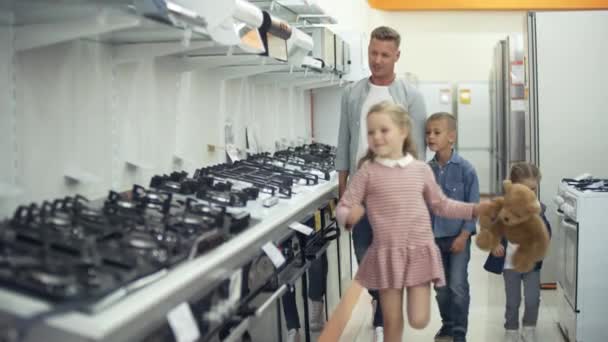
262;242;286;268
167;302;200;342
226;144;241;162
289;222;313;236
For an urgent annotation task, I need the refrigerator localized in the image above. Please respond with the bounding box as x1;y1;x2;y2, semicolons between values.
526;11;608;342
456;82;491;195
417;82;454;162
489;35;527;196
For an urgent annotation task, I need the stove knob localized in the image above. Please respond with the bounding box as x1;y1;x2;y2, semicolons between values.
554;195;565;207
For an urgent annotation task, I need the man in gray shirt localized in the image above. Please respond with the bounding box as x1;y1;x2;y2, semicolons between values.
335;26;427;341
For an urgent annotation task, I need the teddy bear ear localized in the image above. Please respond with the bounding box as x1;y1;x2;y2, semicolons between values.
503;179;512;191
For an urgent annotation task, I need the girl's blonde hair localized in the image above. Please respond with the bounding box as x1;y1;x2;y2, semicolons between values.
357;100;418;169
509;162;542;183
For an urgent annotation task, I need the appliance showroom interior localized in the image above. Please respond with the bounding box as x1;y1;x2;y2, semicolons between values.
0;1;606;342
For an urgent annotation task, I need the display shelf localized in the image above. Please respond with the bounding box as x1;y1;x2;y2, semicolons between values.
3;0;344;83
64;168;101;185
0;178;337;342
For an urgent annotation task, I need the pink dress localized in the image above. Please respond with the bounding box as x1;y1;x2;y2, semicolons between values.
337;159;475;289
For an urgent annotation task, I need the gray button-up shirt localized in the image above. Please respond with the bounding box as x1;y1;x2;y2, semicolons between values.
335;77;427;176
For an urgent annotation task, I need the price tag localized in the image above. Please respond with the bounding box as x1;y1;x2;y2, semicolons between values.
226;144;241;162
289;221;314;236
314;211;322;231
329;199;337;219
167;302;200;342
262;242;286;268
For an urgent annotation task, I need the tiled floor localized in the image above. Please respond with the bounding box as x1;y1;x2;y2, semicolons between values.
336;244;565;342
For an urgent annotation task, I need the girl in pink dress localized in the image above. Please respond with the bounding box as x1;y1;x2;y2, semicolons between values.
336;100;486;342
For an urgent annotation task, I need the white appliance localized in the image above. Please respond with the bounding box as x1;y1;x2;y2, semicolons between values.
417;82;453;162
554;177;608;342
456;82;491;195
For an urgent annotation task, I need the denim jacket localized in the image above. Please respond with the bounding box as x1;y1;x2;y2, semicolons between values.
483;203;552;274
428;151;480;238
334;77;427;176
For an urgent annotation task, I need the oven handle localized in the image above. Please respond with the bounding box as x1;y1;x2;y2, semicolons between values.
222;317;251;342
561;218;577;231
255;284;288;317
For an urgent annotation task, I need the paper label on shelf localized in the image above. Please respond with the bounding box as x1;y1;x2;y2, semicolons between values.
289;221;314;236
167;302;201;342
262;242;286;268
226;144;241;162
329;199;336;218
314;211;322;231
228;270;243;304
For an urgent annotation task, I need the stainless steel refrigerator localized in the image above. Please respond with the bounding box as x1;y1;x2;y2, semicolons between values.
489;34;527;196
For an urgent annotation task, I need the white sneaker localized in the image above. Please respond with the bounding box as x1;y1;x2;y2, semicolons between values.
521;326;537;342
374;326;384;342
286;329;300;342
309;300;325;332
504;329;520;342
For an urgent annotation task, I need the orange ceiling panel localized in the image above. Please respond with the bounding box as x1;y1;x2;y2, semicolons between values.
368;0;608;10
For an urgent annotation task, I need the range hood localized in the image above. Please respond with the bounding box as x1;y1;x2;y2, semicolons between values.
300;25;349;72
287;27;314;67
135;0;266;53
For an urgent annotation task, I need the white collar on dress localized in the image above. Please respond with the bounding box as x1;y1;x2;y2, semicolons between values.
375;154;414;168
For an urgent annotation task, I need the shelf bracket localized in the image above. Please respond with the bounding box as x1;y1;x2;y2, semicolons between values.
112;40;217;64
125;160;154;170
64;168;101;185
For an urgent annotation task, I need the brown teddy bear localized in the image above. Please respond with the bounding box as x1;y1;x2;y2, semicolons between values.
476;180;550;273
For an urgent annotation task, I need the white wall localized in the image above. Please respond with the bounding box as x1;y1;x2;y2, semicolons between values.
0;35;313;217
535;11;608;206
312;86;343;146
0;25;15;216
367;11;526;82
319;0;371;31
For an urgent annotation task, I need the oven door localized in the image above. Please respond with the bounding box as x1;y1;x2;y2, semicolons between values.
561;216;579;312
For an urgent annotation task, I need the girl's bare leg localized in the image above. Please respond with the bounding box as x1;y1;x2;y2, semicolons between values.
406;283;431;329
379;288;405;342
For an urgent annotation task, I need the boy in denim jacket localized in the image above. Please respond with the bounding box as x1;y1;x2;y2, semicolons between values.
426;113;480;342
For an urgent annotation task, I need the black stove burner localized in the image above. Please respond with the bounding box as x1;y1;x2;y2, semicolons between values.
563;178;608;191
184;198;226;227
28;268;76;288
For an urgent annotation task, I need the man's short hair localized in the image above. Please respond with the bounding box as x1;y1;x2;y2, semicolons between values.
370;26;401;48
427;112;457;132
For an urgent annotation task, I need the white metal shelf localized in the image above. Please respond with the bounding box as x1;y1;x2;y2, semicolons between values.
0;177;338;342
3;0;343;83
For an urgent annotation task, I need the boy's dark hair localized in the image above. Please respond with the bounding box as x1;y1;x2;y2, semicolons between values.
370;26;401;48
426;112;457;131
510;162;542;183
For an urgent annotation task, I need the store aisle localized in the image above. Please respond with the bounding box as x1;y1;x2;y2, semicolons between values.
321;243;564;342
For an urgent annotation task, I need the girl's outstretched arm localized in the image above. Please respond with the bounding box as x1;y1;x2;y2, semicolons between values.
336;162;371;230
422;164;476;220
